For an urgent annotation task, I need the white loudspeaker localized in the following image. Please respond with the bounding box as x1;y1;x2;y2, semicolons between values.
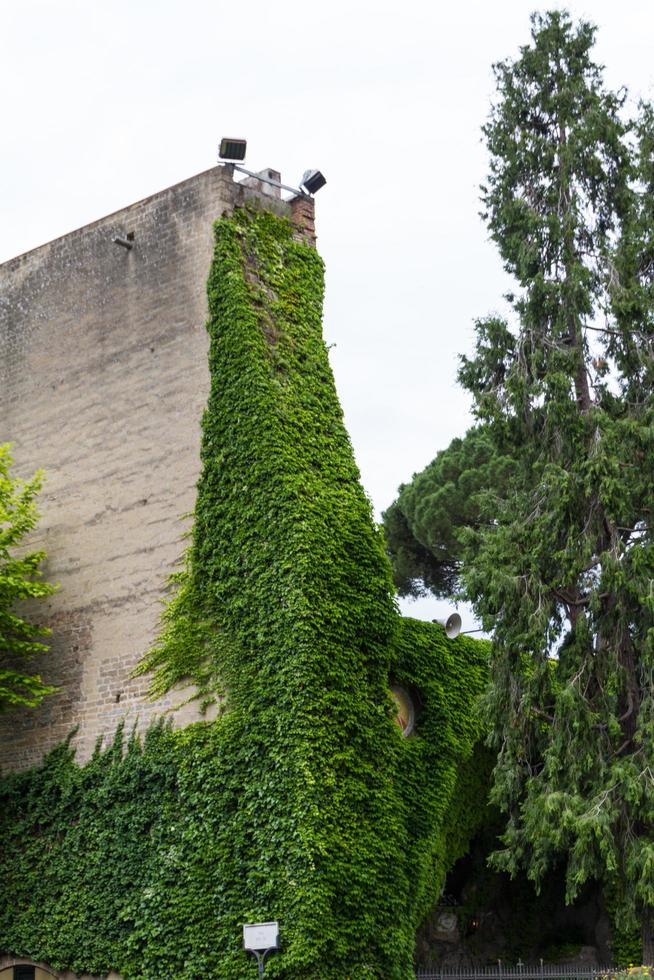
432;613;462;639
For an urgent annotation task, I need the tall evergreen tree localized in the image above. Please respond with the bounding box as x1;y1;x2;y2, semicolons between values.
385;10;654;952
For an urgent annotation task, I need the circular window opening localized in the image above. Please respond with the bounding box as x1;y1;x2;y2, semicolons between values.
390;685;415;737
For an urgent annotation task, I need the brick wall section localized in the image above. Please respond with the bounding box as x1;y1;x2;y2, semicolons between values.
290;194;317;245
0;165;314;771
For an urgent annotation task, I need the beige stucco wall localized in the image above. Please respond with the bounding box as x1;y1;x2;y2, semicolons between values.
0;165;299;770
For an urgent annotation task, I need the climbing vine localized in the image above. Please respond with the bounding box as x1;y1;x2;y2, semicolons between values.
0;206;487;979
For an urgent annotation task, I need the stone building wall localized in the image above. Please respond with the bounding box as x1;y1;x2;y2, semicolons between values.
0;164;312;771
0;957;113;980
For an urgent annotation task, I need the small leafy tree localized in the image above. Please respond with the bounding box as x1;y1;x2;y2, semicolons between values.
385;10;654;954
0;444;56;709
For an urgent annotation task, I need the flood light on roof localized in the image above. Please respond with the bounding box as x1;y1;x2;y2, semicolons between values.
219;137;247;161
218;138;326;199
300;169;327;195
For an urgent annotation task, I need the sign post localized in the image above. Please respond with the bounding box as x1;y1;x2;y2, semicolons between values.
243;921;279;978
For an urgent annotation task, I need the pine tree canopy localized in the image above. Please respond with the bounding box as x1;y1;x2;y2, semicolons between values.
384;9;654;936
0;444;56;710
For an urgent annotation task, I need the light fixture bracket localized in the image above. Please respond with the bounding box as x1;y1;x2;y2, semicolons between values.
231;164;309;199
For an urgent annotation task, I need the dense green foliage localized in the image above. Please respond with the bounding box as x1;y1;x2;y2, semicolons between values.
0;624;487;980
0;725;177;975
0;206;487;978
608;898;643;968
384;9;654;946
0;443;56;710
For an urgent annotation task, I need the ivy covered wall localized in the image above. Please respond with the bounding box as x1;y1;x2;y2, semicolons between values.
0;206;488;979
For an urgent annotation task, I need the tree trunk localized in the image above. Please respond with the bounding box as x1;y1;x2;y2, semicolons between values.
642;909;654;965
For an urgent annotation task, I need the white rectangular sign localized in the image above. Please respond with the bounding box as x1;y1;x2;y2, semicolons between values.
243;921;279;951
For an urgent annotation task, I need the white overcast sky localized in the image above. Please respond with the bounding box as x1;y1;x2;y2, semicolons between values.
2;0;653;625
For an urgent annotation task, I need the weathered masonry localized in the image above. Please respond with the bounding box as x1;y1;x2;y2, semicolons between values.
0;165;315;771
